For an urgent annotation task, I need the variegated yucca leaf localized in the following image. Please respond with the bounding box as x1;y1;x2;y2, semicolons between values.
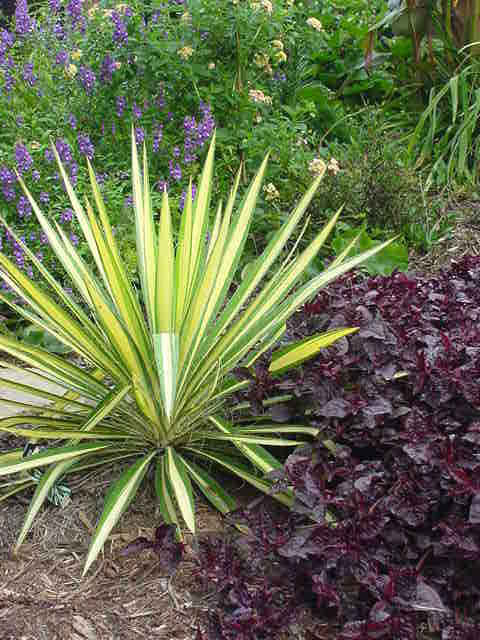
0;130;394;573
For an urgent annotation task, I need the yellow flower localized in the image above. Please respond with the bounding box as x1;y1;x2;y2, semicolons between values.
250;0;273;14
275;51;287;63
327;158;340;175
263;182;280;201
103;9;113;17
208;62;216;70
254;53;270;68
306;17;324;32
178;46;194;60
71;49;82;61
248;89;272;105
271;40;284;50
30;141;41;150
114;61;122;70
180;11;191;22
308;157;327;177
88;4;98;17
65;64;78;78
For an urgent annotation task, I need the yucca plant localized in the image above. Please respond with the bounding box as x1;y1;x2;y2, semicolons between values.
0;131;392;574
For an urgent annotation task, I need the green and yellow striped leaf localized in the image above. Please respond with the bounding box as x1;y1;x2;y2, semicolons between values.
83;451;156;575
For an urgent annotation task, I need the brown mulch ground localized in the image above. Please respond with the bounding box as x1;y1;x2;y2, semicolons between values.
1;200;479;640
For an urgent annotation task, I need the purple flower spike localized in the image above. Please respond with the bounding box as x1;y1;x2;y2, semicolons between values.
78;65;96;95
15;0;34;36
15;142;33;174
77;133;94;160
68;113;77;130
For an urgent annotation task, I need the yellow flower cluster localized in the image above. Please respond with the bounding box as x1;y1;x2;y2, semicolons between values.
248;89;272;105
263;182;280;202
308;157;341;177
254;53;273;75
178;46;194;60
271;39;287;63
306;17;324;32
250;0;273;14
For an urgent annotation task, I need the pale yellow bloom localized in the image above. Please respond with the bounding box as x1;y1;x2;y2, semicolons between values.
114;61;122;70
308;157;327;177
71;49;82;61
254;53;270;68
208;62;216;70
263;182;280;201
115;3;129;13
255;112;262;124
327;158;341;175
251;0;273;14
65;64;78;78
275;51;287;63
307;17;324;32
30;141;41;150
248;89;272;105
178;46;194;60
103;9;113;17
88;4;99;17
272;40;284;50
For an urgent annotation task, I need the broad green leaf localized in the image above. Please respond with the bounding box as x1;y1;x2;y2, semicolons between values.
238;425;319;436
83;451;156;575
154;333;179;422
0;442;112;477
155;456;180;529
166;448;196;533
182;458;237;514
209;416;282;474
269;327;359;375
186;447;293;507
156;188;175;332
195;432;306;446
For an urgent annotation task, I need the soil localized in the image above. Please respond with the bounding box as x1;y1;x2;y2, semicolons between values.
0;200;479;640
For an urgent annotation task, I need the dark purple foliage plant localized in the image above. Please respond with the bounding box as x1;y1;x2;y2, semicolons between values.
194;256;480;639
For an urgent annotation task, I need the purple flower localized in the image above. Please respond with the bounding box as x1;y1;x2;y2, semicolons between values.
17;194;31;217
44;148;55;163
4;71;15;93
15;0;34;36
49;0;61;12
39;191;49;204
169;160;181;182
55;139;73;165
55;49;69;66
153;125;163;152
2;184;15;202
77;133;94;160
134;126;145;145
68;113;77;130
0;166;15;184
60;208;73;224
40;231;48;244
15;142;33;174
116;95;126;118
66;0;85;31
100;54;116;84
70;232;79;246
70;161;78;185
111;11;128;46
173;146;180;158
132;102;142;119
22;62;37;87
78;65;96;94
16;115;24;126
32;169;40;182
